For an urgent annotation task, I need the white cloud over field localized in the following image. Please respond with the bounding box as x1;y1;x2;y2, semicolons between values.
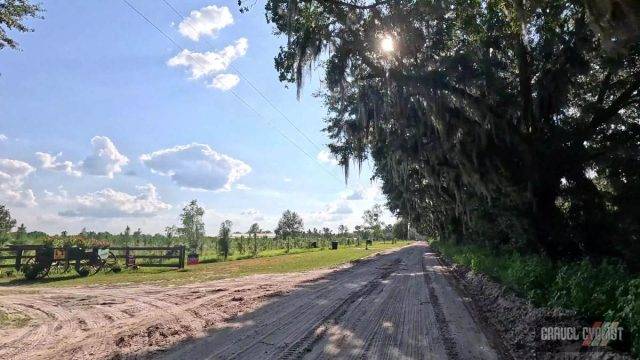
58;184;171;218
0;158;37;207
304;180;392;229
36;136;128;178
36;152;81;177
81;136;129;178
140;143;251;192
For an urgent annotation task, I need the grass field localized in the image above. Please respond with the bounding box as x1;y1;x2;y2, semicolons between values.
0;241;411;288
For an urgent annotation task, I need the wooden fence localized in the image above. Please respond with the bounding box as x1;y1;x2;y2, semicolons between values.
0;245;186;271
110;246;185;268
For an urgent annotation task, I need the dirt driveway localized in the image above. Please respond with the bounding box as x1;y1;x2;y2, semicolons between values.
0;243;502;359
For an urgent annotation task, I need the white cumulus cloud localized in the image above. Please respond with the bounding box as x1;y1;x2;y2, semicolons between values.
167;38;248;80
209;73;240;91
36;152;82;177
80;136;129;178
308;200;354;224
58;184;171;218
0;158;37;207
0;134;7;141
178;5;234;41
340;181;383;201
140;143;251;191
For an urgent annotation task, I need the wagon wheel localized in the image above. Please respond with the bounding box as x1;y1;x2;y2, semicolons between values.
75;258;103;277
49;260;70;275
103;252;119;272
24;257;50;279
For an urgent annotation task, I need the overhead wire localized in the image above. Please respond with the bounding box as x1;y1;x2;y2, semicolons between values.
120;0;344;184
160;0;324;154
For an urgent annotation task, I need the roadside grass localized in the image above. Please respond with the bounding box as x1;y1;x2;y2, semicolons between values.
429;239;640;356
197;246;328;263
0;241;411;288
0;309;31;328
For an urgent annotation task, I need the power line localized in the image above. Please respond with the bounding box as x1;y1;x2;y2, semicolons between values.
229;89;342;181
120;0;343;184
160;0;324;153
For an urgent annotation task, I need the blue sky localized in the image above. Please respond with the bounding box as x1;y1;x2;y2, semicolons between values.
0;0;393;235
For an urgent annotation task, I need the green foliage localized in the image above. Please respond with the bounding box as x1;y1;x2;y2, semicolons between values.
499;254;555;305
264;0;640;267
392;220;408;240
180;200;205;254
2;241;410;288
15;223;26;242
275;210;304;252
549;260;628;320
247;223;261;257
22;262;45;280
0;0;43;50
363;204;384;241
0;204;16;246
217;220;232;260
616;279;640;355
432;239;640;356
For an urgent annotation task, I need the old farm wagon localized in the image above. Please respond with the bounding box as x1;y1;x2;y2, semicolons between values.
0;245;186;280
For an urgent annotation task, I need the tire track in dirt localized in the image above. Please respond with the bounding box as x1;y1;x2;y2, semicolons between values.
0;244;501;359
302;243;444;359
158;248;409;360
195;253;405;360
279;258;402;359
422;252;460;360
161;244;496;360
0;271;338;360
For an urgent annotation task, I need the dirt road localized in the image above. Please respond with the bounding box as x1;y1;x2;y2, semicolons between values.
0;243;502;359
160;243;500;360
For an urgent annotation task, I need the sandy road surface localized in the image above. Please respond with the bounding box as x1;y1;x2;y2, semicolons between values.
0;243;501;359
162;243;501;359
0;270;335;359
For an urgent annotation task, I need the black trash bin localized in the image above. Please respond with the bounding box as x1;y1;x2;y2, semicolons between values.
331;241;338;250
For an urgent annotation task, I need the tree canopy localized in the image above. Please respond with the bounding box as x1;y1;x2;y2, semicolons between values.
218;220;232;260
248;223;261;235
276;210;304;251
263;0;640;267
180;200;205;254
276;210;304;238
0;0;42;50
0;204;16;245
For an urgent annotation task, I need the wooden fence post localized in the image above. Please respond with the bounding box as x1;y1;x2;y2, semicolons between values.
178;245;185;269
124;247;130;268
14;248;22;271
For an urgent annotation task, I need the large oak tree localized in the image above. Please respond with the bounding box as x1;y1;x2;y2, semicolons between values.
260;0;640;266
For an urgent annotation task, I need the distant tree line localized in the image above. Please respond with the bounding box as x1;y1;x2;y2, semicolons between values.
0;201;408;260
